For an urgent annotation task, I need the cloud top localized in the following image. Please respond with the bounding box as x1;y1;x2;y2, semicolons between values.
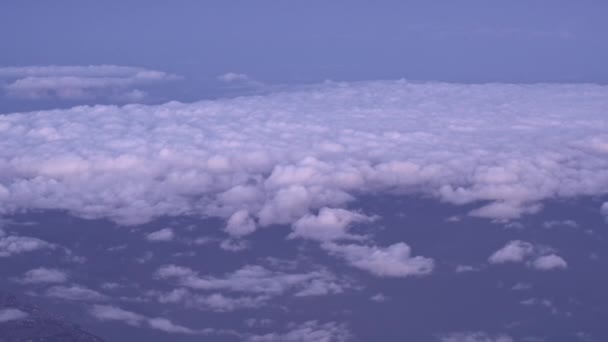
0;80;607;233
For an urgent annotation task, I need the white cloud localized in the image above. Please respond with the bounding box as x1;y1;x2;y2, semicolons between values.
323;242;434;277
17;267;68;284
530;254;568;270
370;293;388;302
217;72;250;83
246;320;351;342
440;331;514;342
489;240;567;271
45;285;107;301
0;235;55;257
289;207;371;242
155;264;345;300
0;80;607;232
145;228;175;242
89;304;221;335
0;65;179;101
601;202;608;221
488;240;534;264
225;209;257;237
0;308;28;322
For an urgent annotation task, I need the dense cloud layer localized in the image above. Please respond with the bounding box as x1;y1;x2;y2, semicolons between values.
1;80;607;237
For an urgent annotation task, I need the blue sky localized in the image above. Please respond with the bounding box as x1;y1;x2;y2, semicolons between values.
1;1;607;86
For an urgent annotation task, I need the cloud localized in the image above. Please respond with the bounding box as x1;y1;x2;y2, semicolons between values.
530;254;568;270
145;228;175;242
370;293;389;302
542;219;578;229
155;264;346;302
217;72;251;83
89;304;206;335
17;267;68;284
0;65;179;101
0;235;55;257
0;308;28;322
488;240;567;271
89;304;144;326
488;240;534;264
288;207;372;242
45;285;107;301
216;72;264;91
224;209;257;237
323;242;434;277
0;80;607;237
246;320;352;342
455;265;478;273
439;331;514;342
601;202;608;221
148;289;267;312
151;263;349;312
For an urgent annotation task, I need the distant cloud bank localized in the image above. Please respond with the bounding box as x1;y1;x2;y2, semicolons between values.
0;65;179;102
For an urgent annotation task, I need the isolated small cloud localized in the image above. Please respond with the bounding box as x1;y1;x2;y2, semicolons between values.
488;240;534;264
601;202;608;221
530;254;568;270
542;219;578;229
217;72;250;83
90;304;211;335
45;285;107;301
370;293;389;302
17;268;68;284
90;304;144;326
0;235;55;257
455;265;478;273
323;242;434;277
146;228;175;242
0;308;28;322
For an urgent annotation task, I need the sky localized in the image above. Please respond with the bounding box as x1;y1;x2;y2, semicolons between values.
1;2;608;342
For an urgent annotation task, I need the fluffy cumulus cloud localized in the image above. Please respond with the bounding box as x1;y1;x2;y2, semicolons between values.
289;207;372;241
0;65;179;102
323;242;434;277
1;81;608;271
488;240;567;271
16;267;68;284
1;81;606;226
0;308;28;322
